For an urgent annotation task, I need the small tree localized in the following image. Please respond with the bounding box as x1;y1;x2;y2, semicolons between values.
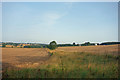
40;46;43;48
85;42;90;46
48;41;57;50
2;44;6;47
73;42;76;46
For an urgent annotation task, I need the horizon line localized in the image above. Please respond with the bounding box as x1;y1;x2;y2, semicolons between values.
1;41;119;44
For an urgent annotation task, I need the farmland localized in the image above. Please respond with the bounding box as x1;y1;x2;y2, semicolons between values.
2;45;119;78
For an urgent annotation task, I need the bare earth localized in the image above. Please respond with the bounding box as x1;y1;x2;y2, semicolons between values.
2;45;119;69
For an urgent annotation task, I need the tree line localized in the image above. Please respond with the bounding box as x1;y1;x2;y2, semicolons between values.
2;41;120;50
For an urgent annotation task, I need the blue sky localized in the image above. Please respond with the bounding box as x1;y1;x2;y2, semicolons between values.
2;2;118;44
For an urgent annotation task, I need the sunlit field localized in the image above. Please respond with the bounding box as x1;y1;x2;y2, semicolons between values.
2;45;119;78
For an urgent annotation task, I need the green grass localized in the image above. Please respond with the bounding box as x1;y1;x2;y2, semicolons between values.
2;52;119;78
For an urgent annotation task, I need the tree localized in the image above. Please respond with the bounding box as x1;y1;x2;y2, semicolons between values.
40;46;43;48
73;42;76;46
2;43;6;47
48;41;57;50
45;45;48;48
85;42;90;46
13;43;18;47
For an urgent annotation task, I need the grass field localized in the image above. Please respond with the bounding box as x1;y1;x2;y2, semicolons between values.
2;45;119;78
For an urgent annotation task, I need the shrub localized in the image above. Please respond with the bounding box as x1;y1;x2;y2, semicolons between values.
48;41;57;50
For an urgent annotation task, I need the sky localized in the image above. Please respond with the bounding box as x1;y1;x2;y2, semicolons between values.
2;2;118;44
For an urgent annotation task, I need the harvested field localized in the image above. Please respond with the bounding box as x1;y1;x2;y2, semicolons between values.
1;45;119;78
2;45;119;69
2;48;50;69
55;44;119;55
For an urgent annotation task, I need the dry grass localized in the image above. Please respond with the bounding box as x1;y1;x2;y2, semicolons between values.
2;45;119;78
55;44;119;55
2;45;119;69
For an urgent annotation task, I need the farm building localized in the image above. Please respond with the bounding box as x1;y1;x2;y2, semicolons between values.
6;45;14;48
17;45;21;48
95;43;98;46
22;44;31;46
17;44;31;48
20;44;31;48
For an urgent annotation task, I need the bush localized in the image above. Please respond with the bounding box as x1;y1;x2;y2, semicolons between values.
49;52;53;56
48;41;57;50
2;44;6;47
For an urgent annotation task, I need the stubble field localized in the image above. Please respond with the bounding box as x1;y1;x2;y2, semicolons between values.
2;45;119;78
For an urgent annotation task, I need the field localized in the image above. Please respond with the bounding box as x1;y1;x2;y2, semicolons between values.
2;45;119;78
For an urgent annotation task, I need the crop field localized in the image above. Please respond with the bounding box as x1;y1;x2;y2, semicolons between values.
2;45;119;78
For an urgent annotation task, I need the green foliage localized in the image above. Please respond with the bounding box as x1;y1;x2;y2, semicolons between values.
45;45;48;48
57;44;74;47
81;42;91;46
48;41;57;50
49;52;53;56
13;43;19;47
100;42;120;45
24;45;48;48
2;44;6;47
73;42;76;46
40;46;43;48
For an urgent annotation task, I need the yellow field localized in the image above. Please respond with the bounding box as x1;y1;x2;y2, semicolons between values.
2;48;49;69
1;45;119;78
55;44;118;55
2;44;118;69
